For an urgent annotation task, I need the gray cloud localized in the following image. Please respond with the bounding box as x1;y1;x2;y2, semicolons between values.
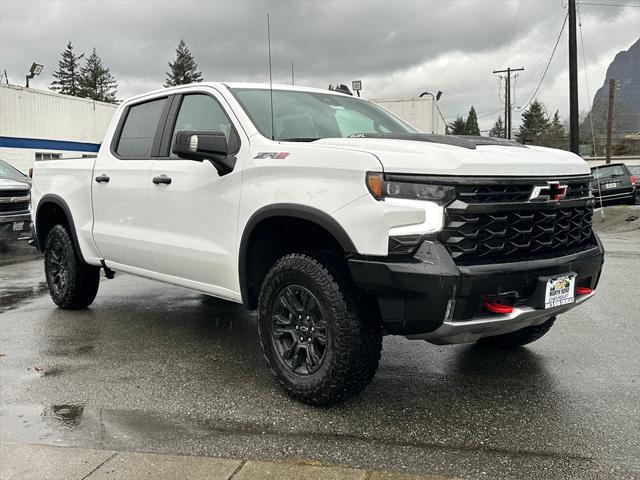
1;0;638;131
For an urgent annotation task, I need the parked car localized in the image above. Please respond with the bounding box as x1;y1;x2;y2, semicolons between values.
31;83;604;405
626;165;640;204
590;163;636;205
0;159;32;252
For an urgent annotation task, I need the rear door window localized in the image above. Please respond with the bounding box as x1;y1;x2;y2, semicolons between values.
115;98;167;158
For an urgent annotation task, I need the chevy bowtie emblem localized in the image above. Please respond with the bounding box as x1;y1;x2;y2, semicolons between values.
529;181;568;201
10;197;22;203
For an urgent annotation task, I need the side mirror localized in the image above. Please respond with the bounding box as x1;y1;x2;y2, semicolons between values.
173;130;235;175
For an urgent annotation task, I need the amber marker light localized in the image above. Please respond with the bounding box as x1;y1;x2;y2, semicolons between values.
366;172;384;200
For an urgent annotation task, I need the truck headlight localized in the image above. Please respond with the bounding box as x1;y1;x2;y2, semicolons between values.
366;172;455;206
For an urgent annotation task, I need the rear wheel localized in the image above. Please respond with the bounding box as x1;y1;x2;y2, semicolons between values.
476;316;556;349
44;224;100;309
258;252;382;406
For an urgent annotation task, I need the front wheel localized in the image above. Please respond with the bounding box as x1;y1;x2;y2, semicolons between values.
44;224;100;309
258;252;382;406
476;316;556;349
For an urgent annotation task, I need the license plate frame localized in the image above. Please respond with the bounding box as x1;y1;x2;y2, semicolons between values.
604;182;617;189
543;273;576;309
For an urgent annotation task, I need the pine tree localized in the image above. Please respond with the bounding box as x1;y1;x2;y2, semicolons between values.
489;116;505;137
447;116;467;135
518;100;550;144
465;106;480;136
164;39;203;87
543;110;566;148
50;41;84;96
78;48;118;104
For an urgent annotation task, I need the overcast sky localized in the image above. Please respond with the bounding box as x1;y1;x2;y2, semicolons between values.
1;0;638;131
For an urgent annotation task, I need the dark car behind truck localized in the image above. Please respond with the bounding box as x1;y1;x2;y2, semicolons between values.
590;163;636;205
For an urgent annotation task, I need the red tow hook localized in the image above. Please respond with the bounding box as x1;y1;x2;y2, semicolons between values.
576;287;592;295
482;300;513;314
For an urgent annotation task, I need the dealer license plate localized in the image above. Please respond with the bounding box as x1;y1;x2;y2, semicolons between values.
12;222;24;232
605;182;617;189
544;274;576;309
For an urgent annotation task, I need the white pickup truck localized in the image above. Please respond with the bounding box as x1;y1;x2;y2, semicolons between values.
32;82;604;405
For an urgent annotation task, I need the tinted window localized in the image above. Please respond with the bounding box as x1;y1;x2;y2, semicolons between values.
116;98;167;158
627;165;640;176
591;165;626;179
170;94;238;158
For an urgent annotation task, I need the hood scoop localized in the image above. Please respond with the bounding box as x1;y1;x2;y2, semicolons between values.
347;133;526;150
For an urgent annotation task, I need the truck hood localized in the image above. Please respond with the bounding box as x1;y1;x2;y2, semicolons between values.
0;177;30;190
313;138;590;177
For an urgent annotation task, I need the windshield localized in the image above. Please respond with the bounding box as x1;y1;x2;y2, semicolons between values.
0;160;28;181
230;88;417;141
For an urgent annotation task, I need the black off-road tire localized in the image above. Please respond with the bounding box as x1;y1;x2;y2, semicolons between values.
477;316;556;349
258;252;382;406
44;224;100;309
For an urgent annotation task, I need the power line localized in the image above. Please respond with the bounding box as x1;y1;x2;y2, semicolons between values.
516;12;568;111
578;2;640;7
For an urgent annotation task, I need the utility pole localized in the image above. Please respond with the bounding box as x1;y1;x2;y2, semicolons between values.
493;67;524;139
568;0;580;154
291;60;294;85
605;78;615;164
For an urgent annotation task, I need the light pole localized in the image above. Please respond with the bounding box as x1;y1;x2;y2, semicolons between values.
25;62;43;88
419;90;443;134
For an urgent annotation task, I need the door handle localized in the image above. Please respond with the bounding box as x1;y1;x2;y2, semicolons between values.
152;175;172;185
95;174;110;183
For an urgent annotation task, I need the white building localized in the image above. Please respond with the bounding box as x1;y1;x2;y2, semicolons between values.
0;84;118;173
372;96;447;135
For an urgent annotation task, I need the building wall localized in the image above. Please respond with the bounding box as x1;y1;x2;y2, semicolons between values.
0;84;118;172
372;97;447;135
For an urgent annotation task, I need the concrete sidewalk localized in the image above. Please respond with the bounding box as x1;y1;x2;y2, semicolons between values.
0;443;455;480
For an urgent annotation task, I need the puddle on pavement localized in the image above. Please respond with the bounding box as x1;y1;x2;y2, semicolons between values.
0;403;283;452
0;281;49;313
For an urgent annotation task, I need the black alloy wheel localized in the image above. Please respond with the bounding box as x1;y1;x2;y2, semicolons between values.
271;285;329;375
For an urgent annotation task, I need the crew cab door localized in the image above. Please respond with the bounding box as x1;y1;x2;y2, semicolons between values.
92;95;170;270
146;90;244;298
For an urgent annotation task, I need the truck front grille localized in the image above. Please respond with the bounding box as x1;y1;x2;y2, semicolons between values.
0;201;30;214
455;179;590;203
441;204;594;263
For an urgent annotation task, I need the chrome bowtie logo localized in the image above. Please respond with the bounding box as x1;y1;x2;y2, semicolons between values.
529;181;568;202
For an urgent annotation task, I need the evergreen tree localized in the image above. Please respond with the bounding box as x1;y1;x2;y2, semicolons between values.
50;41;84;96
543;110;566;148
518;100;550;144
489;116;505;137
447;116;467;135
78;48;118;103
164;39;203;87
465;106;480;136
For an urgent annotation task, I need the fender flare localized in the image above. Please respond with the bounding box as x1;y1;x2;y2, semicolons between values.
238;203;357;307
35;194;84;260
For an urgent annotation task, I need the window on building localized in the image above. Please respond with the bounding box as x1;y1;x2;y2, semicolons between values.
35;153;62;161
115;97;167;158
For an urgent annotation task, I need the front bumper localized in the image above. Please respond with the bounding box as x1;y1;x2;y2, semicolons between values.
348;233;605;344
0;212;32;240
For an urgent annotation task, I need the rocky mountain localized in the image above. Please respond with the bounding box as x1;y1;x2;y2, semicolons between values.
585;38;640;137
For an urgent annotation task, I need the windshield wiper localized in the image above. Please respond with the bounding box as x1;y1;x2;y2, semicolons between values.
279;138;320;142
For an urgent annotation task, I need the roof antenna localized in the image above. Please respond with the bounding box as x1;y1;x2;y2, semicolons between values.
267;13;275;141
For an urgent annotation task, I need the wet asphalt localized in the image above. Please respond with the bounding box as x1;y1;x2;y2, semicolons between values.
0;234;639;480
